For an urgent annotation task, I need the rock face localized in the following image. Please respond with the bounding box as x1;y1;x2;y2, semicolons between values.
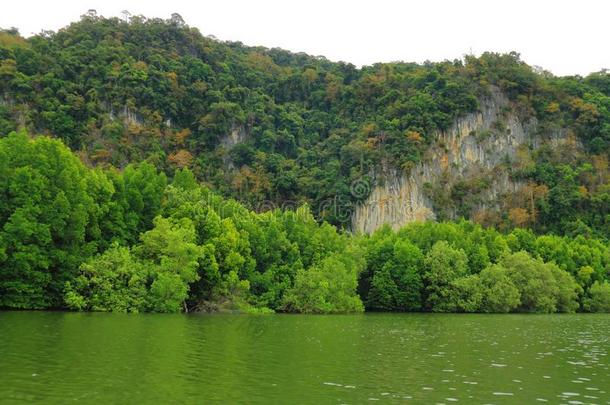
351;87;570;234
220;125;248;149
219;125;249;170
108;106;143;126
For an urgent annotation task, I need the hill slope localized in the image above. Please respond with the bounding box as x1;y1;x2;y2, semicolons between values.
1;13;609;237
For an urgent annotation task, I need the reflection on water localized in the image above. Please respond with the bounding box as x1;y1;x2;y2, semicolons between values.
1;312;609;403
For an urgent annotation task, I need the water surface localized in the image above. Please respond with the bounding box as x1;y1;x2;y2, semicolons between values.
1;312;609;403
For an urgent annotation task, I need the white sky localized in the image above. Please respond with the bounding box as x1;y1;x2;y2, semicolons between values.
1;0;608;76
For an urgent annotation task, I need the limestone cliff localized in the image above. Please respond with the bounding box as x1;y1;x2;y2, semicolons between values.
351;87;573;234
219;125;249;170
220;125;248;149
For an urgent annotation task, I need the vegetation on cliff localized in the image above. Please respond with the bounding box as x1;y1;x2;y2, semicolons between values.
1;132;609;313
0;15;609;313
0;14;608;235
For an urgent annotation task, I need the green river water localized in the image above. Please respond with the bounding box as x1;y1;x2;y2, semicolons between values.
0;312;609;404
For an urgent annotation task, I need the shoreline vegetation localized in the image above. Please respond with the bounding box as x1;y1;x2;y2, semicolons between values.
0;14;609;314
1;131;609;315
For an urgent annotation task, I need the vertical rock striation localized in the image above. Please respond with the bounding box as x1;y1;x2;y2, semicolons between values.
351;87;570;234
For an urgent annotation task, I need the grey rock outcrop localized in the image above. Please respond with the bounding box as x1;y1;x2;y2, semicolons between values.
220;125;248;149
351;87;572;234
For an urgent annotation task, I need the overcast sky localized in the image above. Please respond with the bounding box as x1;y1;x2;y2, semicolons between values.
2;0;608;76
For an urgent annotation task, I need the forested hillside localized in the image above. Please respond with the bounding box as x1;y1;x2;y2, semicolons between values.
0;13;609;313
1;131;609;313
1;13;608;233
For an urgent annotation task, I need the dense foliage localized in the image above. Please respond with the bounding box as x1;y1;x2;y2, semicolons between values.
1;132;608;313
0;15;609;313
0;13;478;226
1;14;608;235
0;131;367;313
359;222;608;313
